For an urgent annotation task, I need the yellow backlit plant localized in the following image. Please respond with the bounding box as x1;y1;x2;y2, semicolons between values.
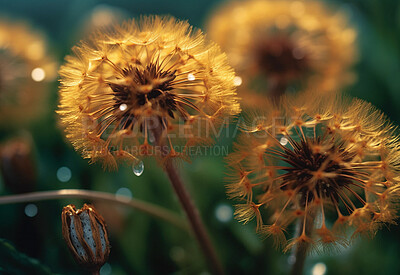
0;19;56;127
57;15;241;274
208;0;357;103
226;91;400;273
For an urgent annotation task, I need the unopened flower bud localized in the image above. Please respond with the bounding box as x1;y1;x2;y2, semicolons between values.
61;204;110;273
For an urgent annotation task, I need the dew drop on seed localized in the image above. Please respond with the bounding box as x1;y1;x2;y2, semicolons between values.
280;137;288;146
132;159;144;176
119;103;128;111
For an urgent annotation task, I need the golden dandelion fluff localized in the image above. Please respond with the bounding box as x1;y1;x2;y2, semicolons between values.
226;92;400;253
0;18;56;127
58;16;241;169
207;0;357;103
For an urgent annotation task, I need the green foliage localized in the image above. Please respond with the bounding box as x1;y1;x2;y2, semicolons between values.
0;238;53;275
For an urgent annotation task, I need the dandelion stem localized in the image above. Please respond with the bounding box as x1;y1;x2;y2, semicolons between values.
290;238;308;275
0;189;188;231
290;210;314;275
164;160;224;275
152;128;224;275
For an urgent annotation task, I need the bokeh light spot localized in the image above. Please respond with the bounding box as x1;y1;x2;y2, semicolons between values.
31;67;46;82
100;263;112;275
115;187;132;201
24;204;38;217
215;204;233;223
233;76;242;86
312;262;327;275
57;166;72;182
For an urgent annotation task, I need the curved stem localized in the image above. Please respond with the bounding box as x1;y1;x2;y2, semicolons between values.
164;159;224;275
151;125;224;275
0;189;188;231
290;235;308;275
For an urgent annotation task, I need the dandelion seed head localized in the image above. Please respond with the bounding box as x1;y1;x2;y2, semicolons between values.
226;91;400;252
58;16;240;169
0;19;56;126
208;0;358;106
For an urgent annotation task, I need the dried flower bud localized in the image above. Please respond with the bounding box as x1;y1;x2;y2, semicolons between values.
61;204;110;273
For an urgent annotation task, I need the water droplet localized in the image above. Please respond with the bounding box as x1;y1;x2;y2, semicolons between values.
280;137;288;146
187;73;195;81
132;159;144;176
119;103;128;111
25;204;38;217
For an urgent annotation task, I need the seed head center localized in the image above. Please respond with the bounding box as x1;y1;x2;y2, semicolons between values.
255;35;309;79
281;138;354;202
109;63;178;115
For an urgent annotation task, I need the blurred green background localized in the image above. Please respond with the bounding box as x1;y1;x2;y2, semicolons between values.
1;0;400;274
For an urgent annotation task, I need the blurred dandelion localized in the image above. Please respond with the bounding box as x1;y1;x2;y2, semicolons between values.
0;18;56;127
0;137;36;194
77;4;130;40
226;92;400;259
208;0;357;103
58;16;240;169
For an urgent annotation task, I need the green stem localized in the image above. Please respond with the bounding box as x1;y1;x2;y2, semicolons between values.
0;189;188;231
164;159;224;275
151;125;224;275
